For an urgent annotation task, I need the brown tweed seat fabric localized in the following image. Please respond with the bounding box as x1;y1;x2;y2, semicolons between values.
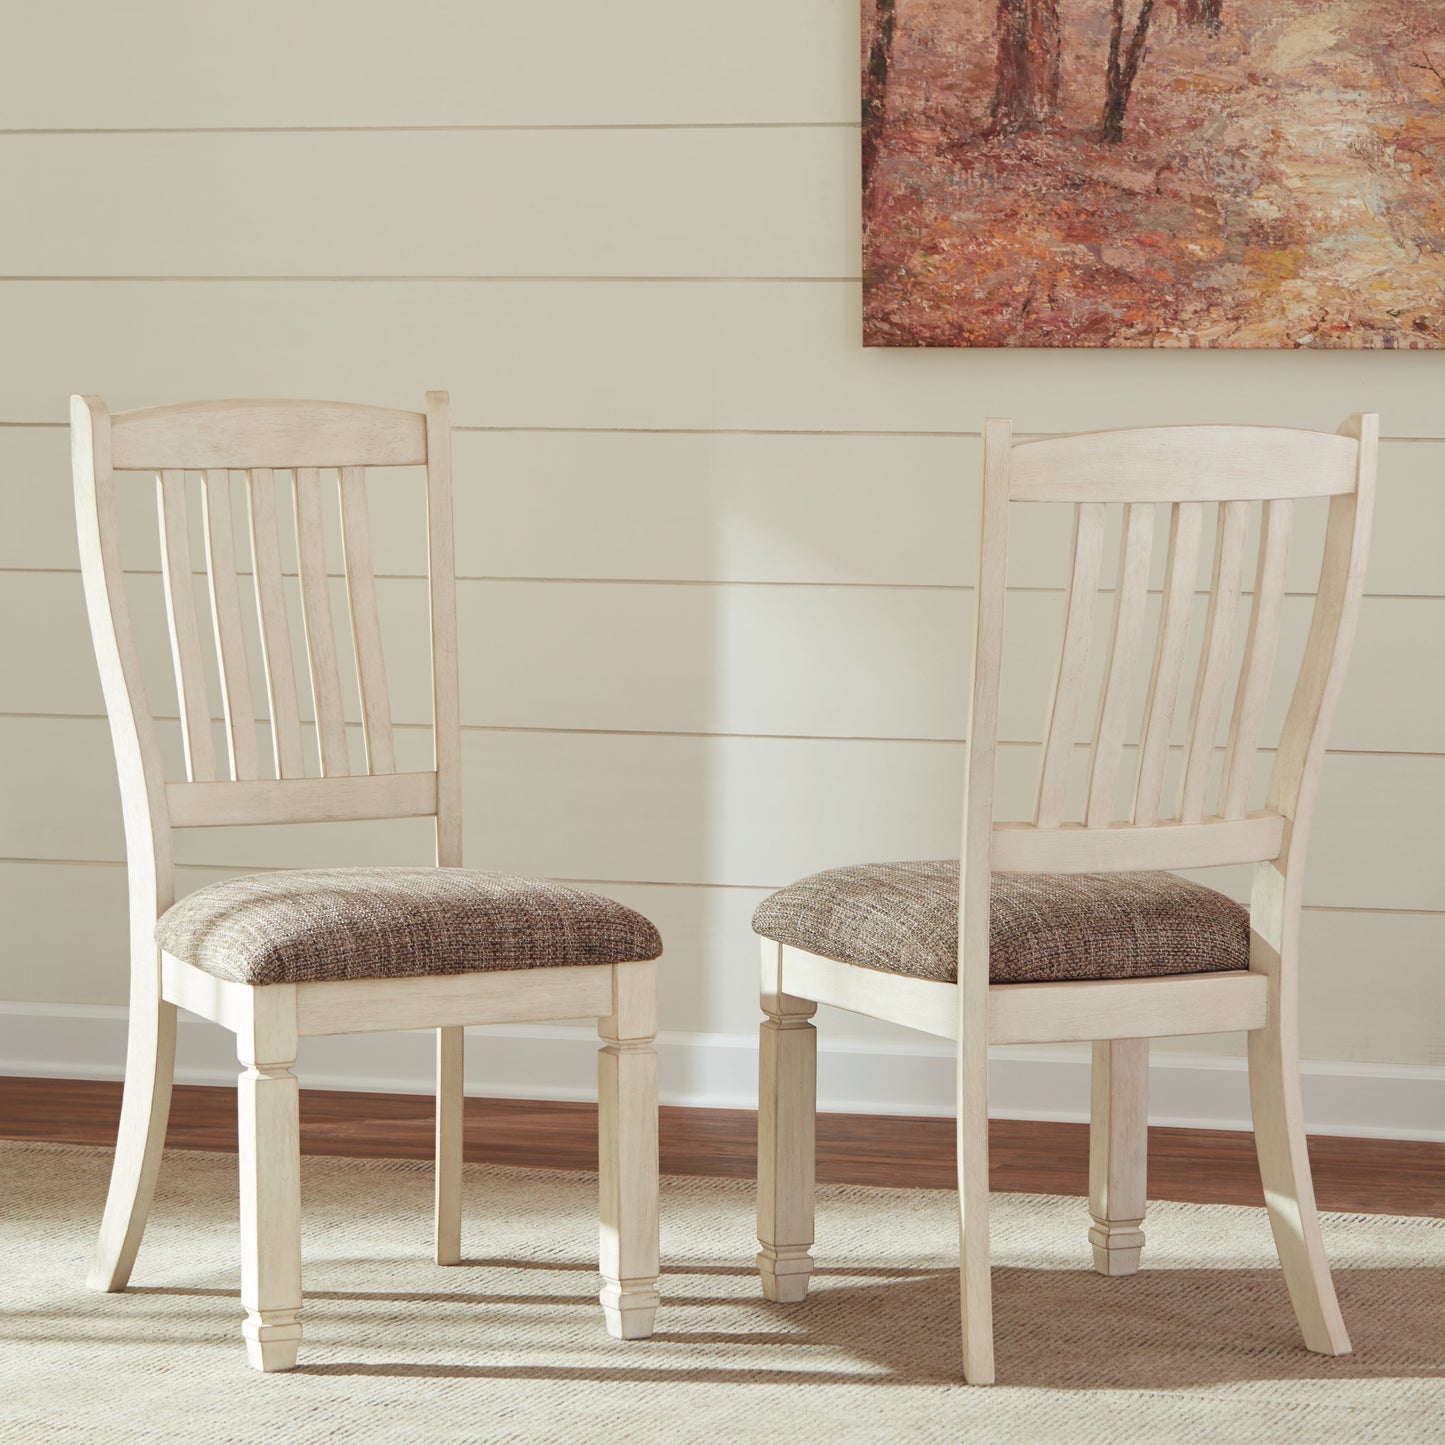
752;862;1250;985
157;867;663;987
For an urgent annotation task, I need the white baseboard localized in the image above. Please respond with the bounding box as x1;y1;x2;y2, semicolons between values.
1;1001;1441;1141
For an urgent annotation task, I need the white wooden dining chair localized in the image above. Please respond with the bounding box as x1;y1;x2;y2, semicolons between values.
752;416;1377;1384
72;392;661;1371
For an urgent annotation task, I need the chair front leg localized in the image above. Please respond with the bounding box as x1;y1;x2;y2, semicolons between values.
598;959;660;1340
1088;1037;1149;1277
435;1026;465;1265
237;986;302;1373
757;939;817;1304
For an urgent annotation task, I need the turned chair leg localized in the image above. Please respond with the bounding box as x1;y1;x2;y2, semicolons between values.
88;990;178;1292
1089;1037;1149;1277
237;987;303;1373
597;960;660;1340
756;939;817;1304
1249;1017;1351;1354
435;1026;465;1265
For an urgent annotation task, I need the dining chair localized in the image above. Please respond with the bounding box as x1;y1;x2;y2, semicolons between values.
72;392;662;1371
751;416;1377;1383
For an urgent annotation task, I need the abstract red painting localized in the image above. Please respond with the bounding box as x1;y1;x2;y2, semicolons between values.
862;1;1445;347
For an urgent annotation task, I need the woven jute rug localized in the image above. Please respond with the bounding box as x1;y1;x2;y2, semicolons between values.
2;1140;1441;1443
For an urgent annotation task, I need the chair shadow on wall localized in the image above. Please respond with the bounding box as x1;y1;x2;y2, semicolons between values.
243;1257;1444;1389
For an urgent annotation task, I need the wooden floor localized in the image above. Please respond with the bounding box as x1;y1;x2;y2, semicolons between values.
2;1075;1441;1216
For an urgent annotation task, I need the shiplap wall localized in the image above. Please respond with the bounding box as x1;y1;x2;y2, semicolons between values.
0;1;1441;1094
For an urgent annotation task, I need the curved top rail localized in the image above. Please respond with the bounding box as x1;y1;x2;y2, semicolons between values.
108;397;428;470
1008;424;1362;503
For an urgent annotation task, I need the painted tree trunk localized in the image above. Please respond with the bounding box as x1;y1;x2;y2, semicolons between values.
990;0;1062;134
862;0;898;194
1181;0;1223;31
1102;0;1156;143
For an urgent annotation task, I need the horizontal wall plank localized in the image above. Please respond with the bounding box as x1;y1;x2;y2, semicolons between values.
4;282;1443;435
4;426;1441;594
0;717;1436;911
2;859;1439;1067
0;1;856;130
0;130;857;279
4;568;1438;754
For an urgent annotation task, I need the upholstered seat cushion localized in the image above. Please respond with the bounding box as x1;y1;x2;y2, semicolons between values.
157;867;663;987
752;863;1249;985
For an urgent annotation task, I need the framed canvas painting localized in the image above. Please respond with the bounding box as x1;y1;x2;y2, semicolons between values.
862;1;1445;348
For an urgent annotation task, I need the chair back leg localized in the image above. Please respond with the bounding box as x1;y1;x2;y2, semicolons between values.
237;985;303;1373
87;996;178;1292
1088;1037;1150;1276
598;959;660;1340
956;1045;995;1384
1248;1017;1351;1354
434;1025;465;1265
757;940;818;1303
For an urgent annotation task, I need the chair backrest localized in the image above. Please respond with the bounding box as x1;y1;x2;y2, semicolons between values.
959;418;1377;995
71;393;460;936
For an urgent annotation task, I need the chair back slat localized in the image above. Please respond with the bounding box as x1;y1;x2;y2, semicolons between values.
293;466;351;777
246;467;306;779
1085;502;1154;827
156;469;216;782
1035;502;1105;829
1178;499;1249;823
1133;501;1203;825
200;468;259;781
338;465;397;775
1220;499;1293;820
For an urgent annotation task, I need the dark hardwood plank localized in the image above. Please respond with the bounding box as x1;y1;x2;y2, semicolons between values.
1;1075;1440;1217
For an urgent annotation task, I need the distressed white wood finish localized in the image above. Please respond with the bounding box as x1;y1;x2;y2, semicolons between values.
166;772;438;828
779;946;1266;1048
291;964;616;1037
200;469;260;781
1008;426;1359;503
1180;499;1249;823
246;467;305;778
758;417;1377;1384
986;971;1267;1045
1221;500;1293;819
1086;504;1154;826
425;391;463;872
236;985;302;1372
1134;502;1203;825
73;392;660;1370
1035;501;1104;830
423;391;467;1263
111;398;428;471
339;465;397;775
780;945;956;1040
757;939;818;1304
157;469;216;782
293;466;350;777
434;1024;464;1267
598;960;661;1340
990;813;1285;874
1089;1038;1149;1276
72;397;180;1295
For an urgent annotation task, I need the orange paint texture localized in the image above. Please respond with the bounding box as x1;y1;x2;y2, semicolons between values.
862;0;1445;347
